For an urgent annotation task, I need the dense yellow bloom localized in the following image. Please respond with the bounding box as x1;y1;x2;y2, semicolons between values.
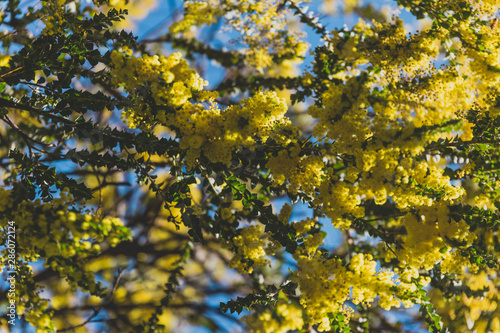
291;251;429;331
169;0;223;34
110;49;291;166
315;176;364;229
110;48;207;129
243;298;304;333
178;90;289;166
267;144;324;195
0;189;131;331
229;225;270;274
394;204;475;271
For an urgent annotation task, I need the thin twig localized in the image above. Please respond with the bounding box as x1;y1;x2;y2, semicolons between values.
3;115;55;147
0;66;22;78
58;268;126;332
90;181;132;191
3;115;34;156
0;98;76;125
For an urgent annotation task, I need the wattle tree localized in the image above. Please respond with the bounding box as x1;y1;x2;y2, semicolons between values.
1;0;499;332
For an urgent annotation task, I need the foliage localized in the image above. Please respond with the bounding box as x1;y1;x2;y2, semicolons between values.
1;0;500;332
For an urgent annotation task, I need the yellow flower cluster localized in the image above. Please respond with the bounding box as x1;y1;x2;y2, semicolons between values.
292;217;316;236
292;252;429;331
368;19;439;77
111;48;292;166
178;90;289;166
193;13;500;328
39;0;67;35
0;261;54;333
308;75;372;150
243;298;304;333
229;225;270;274
40;0;158;34
20;288;53;333
1;189;128;261
384;203;475;272
459;284;500;331
277;203;292;224
266;144;325;195
0;188;131;331
305;18;470;236
179;91;287;166
457;20;500;118
169;0;223;34
315;175;365;229
430;269;500;332
110;48;207;129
